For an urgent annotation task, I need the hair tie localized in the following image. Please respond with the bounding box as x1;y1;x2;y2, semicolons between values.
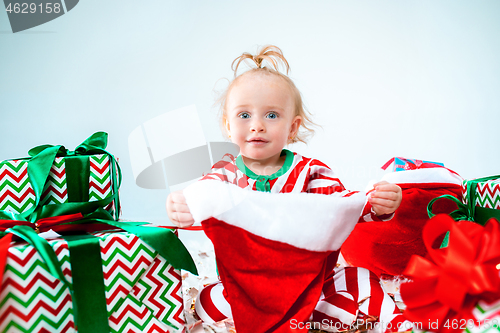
253;55;262;68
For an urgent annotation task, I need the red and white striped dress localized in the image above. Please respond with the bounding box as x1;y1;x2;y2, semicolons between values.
195;149;408;331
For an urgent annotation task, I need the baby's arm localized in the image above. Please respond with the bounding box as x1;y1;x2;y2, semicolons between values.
166;190;195;228
368;181;402;216
166;157;235;228
166;163;233;227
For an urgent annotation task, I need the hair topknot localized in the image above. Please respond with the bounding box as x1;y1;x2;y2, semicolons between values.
231;45;290;76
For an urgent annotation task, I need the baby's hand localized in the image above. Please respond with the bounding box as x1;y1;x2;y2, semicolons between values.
166;190;195;228
368;181;402;216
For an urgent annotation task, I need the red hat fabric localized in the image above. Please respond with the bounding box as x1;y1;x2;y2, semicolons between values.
184;180;366;332
342;168;463;277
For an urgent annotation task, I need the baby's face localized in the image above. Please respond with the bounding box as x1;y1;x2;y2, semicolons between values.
225;73;300;166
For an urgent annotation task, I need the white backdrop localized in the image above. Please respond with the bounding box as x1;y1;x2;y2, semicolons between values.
1;0;499;224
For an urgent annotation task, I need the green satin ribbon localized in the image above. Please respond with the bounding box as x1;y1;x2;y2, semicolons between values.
427;194;474;222
65;156;90;203
72;210;198;274
428;175;500;225
63;234;109;333
36;198;115;221
427;195;468;248
427;175;500;248
22;145;62;220
103;220;197;274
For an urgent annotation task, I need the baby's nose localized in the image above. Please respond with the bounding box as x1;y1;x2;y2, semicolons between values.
250;120;265;132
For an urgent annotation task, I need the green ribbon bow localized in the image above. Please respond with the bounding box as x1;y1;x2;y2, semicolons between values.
427;195;474;222
30;132;121;222
0;132;121;222
427;175;500;247
428;175;500;225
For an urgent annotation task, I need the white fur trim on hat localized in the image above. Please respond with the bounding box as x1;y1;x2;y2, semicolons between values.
183;180;366;252
381;168;462;185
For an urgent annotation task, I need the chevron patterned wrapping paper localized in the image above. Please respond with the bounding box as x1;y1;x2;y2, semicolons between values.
0;154;116;217
464;300;500;333
411;300;500;333
0;230;185;333
463;178;500;210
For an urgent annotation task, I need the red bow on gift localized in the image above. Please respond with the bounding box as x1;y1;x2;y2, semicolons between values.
0;213;123;284
0;213;122;234
401;215;500;332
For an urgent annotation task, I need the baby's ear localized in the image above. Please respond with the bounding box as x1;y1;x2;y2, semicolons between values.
291;115;302;134
223;117;231;136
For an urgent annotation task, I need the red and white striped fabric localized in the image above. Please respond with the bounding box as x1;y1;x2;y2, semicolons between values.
194;282;232;324
200;152;346;195
196;267;411;332
313;266;411;332
200;151;392;223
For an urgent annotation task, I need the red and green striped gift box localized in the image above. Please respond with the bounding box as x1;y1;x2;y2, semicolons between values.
0;154;117;219
411;300;500;333
462;176;500;225
465;300;500;333
0;230;186;333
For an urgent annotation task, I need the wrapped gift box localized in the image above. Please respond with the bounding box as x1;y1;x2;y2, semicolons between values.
0;154;117;218
411;300;500;333
0;230;185;333
465;299;500;333
382;157;444;172
427;176;500;248
462;176;500;225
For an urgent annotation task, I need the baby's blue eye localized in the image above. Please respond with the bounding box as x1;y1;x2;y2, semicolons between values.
266;112;278;119
239;112;250;119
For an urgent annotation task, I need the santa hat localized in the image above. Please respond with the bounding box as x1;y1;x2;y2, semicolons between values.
184;180;366;333
342;167;463;277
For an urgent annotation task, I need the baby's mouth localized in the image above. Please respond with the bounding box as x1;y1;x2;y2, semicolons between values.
247;138;268;144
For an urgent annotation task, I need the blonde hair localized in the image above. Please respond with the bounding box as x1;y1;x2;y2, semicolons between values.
218;45;317;144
